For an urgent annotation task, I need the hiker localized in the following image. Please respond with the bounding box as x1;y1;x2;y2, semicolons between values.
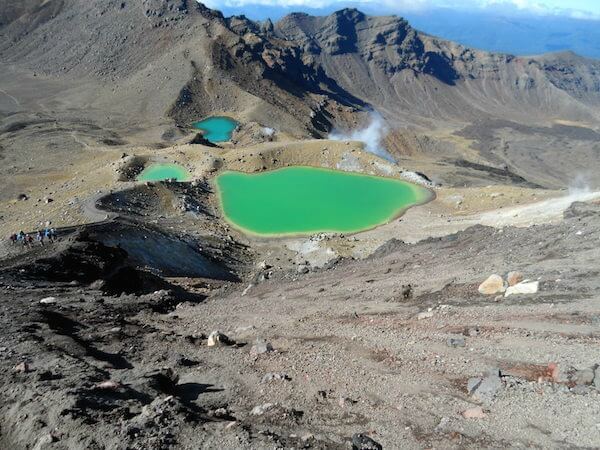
36;231;44;246
9;234;17;245
44;228;52;243
24;234;33;247
17;231;25;242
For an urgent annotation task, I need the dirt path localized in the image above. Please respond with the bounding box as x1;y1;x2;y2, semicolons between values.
0;88;20;107
81;192;119;223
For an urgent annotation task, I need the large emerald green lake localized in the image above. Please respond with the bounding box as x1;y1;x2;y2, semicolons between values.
138;163;190;182
216;167;431;236
193;116;238;143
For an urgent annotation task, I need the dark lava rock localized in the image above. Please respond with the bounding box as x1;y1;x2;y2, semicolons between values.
352;433;383;450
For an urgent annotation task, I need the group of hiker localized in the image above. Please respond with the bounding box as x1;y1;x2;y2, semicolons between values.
9;228;57;247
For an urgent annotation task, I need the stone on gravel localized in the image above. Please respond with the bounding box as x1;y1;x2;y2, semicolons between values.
251;403;275;415
39;297;57;305
351;433;383;450
257;260;271;270
571;368;595;386
417;311;434;320
506;271;524;286
95;380;122;390
143;290;172;303
251;338;273;355
33;433;58;450
468;368;502;404
504;280;539;297
462;406;486;419
478;275;505;295
463;327;480;337
89;279;106;290
14;362;30;373
297;264;310;274
447;337;466;348
594;365;600;389
207;331;232;347
261;372;290;383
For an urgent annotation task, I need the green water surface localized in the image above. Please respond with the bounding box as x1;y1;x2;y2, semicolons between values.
193;116;238;143
216;166;431;236
138;163;190;182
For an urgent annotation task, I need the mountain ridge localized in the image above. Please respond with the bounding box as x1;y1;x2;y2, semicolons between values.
2;1;600;187
2;1;599;128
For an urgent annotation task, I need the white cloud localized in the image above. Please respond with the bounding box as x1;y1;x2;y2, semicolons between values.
202;0;599;18
204;0;426;8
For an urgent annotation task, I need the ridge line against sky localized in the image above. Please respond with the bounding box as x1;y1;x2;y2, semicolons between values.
201;0;600;20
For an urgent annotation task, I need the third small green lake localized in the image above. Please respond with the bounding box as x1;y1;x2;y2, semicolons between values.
192;116;238;143
216;166;432;236
138;163;190;182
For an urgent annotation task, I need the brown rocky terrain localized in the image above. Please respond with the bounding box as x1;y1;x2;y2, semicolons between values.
1;1;600;449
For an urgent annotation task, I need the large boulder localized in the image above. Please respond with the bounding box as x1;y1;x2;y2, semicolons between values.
505;280;539;298
506;271;524;287
478;274;506;295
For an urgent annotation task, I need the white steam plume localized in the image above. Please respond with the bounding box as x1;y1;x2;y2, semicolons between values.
568;173;592;196
329;112;396;163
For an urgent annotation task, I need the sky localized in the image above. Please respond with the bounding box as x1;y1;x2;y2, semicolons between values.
202;0;600;20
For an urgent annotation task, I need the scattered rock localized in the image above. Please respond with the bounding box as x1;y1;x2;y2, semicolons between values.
467;368;502;404
95;380;122;390
142;290;172;303
434;416;451;433
175;355;198;367
33;433;58;450
548;362;561;383
351;433;382;450
338;396;357;408
39;297;57;305
462;406;486;419
417;310;433;320
208;407;229;419
241;284;253;296
506;271;524;286
251;338;274;355
478;275;505;295
504;280;539;297
257;260;271;270
207;331;233;347
570;367;595;386
89;279;106;290
401;284;413;300
297;265;310;274
251;403;275;416
463;327;480;337
447;337;466;348
261;372;290;383
14;362;30;373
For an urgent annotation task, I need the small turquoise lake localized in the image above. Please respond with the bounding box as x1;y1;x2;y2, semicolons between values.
193;116;238;143
138;164;190;182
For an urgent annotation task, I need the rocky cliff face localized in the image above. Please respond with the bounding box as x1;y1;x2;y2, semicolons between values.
275;9;458;83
